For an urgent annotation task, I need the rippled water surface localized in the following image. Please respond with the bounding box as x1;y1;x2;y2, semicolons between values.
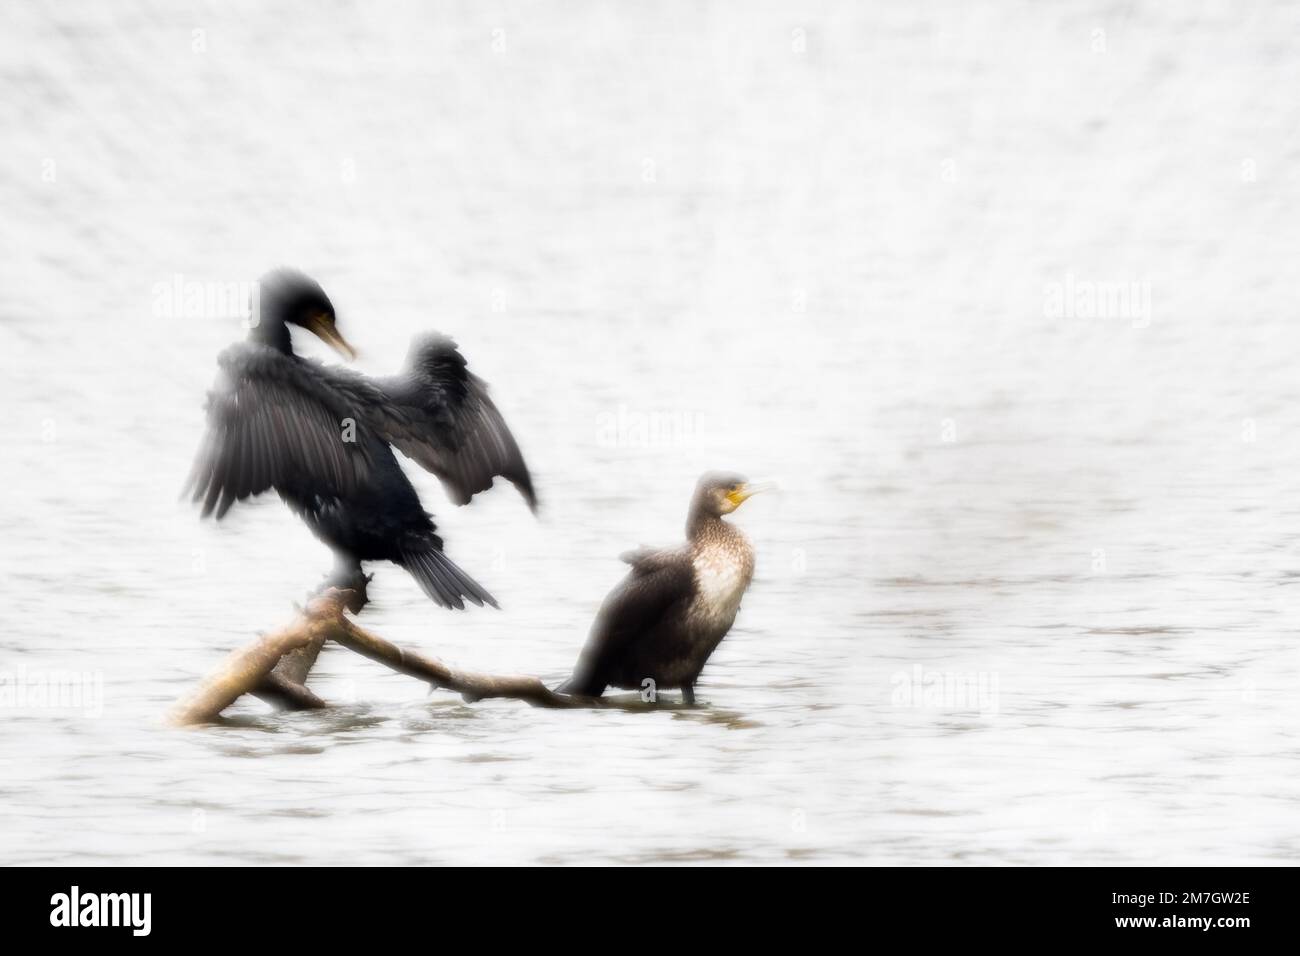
2;1;1299;864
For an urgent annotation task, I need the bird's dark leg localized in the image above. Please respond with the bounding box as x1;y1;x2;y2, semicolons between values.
318;553;371;613
681;683;696;705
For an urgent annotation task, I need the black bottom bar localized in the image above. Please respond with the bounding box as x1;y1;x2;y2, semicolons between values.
0;866;1291;943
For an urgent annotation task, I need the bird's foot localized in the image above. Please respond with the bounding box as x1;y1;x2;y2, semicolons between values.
315;568;371;613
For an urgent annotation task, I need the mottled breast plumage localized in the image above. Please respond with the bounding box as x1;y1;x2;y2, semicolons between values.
688;527;754;630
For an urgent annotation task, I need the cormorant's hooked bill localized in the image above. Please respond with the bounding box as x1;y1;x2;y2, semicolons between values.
724;478;778;509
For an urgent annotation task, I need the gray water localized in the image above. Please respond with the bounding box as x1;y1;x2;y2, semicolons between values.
2;1;1299;865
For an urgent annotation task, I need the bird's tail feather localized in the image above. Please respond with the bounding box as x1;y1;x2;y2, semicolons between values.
399;548;498;611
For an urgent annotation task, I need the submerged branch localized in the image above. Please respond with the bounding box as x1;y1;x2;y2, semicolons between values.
329;611;588;709
168;592;348;726
250;670;329;711
171;588;687;725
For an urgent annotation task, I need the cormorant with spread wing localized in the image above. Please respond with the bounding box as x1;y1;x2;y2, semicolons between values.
184;268;535;611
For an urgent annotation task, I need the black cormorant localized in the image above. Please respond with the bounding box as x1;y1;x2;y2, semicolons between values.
184;269;535;611
558;472;769;703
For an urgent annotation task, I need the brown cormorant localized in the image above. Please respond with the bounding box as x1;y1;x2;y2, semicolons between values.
558;472;769;703
184;268;535;611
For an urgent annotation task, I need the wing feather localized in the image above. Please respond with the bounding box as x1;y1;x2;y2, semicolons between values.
184;344;372;518
568;550;694;692
326;332;537;510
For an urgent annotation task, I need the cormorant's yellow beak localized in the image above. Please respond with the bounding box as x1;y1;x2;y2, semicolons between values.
307;311;357;361
726;479;777;507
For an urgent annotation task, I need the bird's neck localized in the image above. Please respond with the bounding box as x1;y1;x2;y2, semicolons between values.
687;511;727;542
249;315;293;354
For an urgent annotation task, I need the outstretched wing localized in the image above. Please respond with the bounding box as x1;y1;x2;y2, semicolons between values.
184;344;372;519
364;332;536;510
566;548;693;694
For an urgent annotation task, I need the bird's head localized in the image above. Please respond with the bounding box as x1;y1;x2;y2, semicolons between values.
253;268;356;360
691;471;774;519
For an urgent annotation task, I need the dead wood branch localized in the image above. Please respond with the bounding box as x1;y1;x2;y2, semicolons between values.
171;589;686;725
250;670;328;711
169;592;348;725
